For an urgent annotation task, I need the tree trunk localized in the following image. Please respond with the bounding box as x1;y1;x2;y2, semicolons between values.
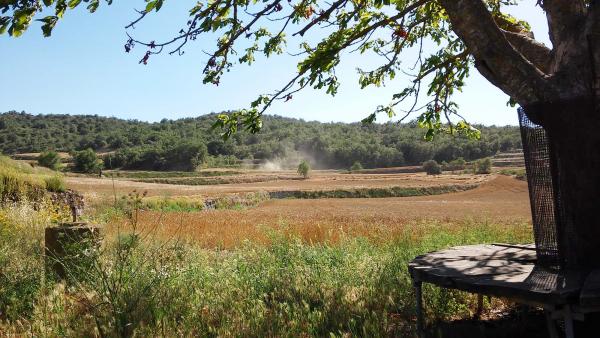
526;97;600;269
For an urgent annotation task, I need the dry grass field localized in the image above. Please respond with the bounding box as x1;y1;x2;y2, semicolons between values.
105;175;531;248
67;170;490;198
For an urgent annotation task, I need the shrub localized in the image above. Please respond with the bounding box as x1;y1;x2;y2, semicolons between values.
441;157;466;171
297;160;311;179
423;160;442;175
499;168;526;181
72;148;103;174
44;175;66;193
37;151;62;171
474;158;492;174
350;161;363;172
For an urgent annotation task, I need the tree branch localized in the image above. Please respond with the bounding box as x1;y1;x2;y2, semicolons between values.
538;0;586;47
502;30;552;73
440;0;555;105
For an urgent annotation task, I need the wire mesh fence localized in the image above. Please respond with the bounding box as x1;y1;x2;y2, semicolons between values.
518;107;564;268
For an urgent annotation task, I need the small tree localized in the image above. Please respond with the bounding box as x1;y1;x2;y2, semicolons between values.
37;151;62;171
474;158;492;175
72;148;103;174
297;160;310;179
350;161;363;172
423;160;442;175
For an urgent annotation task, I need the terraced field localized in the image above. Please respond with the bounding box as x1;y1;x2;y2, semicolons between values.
66;170;490;198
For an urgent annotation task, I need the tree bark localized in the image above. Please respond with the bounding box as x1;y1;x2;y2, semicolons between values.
525;97;600;269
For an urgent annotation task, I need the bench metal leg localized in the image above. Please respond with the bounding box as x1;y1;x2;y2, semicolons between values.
414;280;424;338
564;305;575;338
476;294;484;319
545;310;559;338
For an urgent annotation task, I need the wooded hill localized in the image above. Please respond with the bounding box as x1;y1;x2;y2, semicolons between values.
0;111;521;170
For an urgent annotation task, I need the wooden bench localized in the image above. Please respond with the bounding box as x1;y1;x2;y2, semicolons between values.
409;243;600;338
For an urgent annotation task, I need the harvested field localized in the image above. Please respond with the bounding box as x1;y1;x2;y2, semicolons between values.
112;175;531;248
347;165;424;174
67;171;490;199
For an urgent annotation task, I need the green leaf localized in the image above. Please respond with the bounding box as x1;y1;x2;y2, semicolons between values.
56;0;67;18
145;1;157;13
0;17;9;35
8;24;23;37
15;10;33;25
361;113;377;125
43;0;55;6
37;16;58;37
68;0;82;9
87;0;100;13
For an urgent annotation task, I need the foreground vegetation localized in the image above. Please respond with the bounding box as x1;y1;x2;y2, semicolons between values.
1;112;521;170
0;196;531;336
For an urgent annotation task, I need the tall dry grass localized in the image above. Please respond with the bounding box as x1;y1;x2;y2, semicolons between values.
110;206;531;249
0;197;532;336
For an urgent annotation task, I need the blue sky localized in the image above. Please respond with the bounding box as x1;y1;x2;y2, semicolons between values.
0;1;549;126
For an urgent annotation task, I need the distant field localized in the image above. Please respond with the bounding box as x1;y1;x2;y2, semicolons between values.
104;169;242;179
109;175;531;248
68;164;529;247
67;170;490;198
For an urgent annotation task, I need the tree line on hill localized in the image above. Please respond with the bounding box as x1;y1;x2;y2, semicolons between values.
0;111;522;171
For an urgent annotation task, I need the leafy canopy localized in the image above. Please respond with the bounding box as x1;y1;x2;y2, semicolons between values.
0;0;527;139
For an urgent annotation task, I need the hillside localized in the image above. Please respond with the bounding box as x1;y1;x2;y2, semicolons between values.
0;111;521;170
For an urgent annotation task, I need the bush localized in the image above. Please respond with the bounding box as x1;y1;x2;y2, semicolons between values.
72;148;103;174
350;161;363;172
474;158;492;174
423;160;442;175
499;168;526;181
441;157;466;171
44;175;66;193
37;151;62;171
297;160;311;179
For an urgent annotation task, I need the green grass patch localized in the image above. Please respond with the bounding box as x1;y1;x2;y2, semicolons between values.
106;191;272;213
269;184;479;199
498;168;526;181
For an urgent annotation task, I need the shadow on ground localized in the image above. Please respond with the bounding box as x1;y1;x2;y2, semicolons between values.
425;306;548;338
